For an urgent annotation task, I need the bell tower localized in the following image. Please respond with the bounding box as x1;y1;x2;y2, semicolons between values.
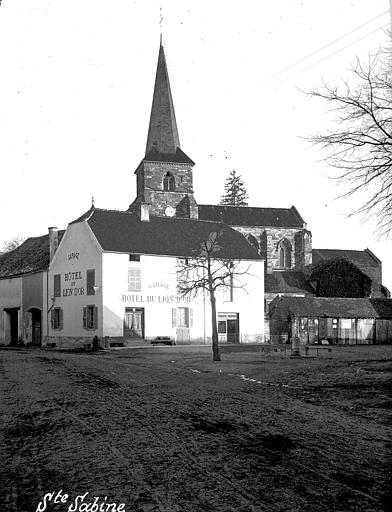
128;43;198;219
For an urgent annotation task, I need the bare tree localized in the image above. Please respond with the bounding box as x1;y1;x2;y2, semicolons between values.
2;236;25;253
308;48;392;235
176;230;251;362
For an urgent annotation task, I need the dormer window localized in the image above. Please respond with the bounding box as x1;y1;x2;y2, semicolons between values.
163;172;175;192
277;238;292;269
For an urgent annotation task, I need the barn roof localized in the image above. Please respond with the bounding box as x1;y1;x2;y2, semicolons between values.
269;296;392;319
312;248;380;268
265;271;314;295
198;205;305;228
0;231;65;279
71;208;260;260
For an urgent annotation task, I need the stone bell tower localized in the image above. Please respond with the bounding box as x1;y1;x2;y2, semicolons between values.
128;42;198;219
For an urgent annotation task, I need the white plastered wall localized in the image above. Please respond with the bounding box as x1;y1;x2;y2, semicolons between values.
47;221;102;344
102;253;264;343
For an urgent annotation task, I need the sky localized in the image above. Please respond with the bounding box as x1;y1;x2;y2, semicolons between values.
0;0;391;288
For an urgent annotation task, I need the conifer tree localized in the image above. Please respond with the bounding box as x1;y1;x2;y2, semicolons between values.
220;170;249;206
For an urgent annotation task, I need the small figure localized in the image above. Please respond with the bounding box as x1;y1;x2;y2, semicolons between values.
92;335;99;351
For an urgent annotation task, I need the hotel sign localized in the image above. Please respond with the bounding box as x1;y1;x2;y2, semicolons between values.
121;294;190;304
62;270;85;297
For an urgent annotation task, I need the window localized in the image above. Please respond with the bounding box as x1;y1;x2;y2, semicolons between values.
277;239;292;268
128;268;141;292
177;307;189;327
87;269;95;295
129;254;140;262
222;274;234;302
218;321;226;334
54;274;61;297
172;307;193;328
83;305;98;330
51;308;63;330
163;172;175;191
247;234;259;252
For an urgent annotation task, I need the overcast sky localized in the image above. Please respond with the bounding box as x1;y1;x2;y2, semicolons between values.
0;0;390;288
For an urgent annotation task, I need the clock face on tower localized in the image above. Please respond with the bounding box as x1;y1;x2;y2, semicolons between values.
164;206;176;217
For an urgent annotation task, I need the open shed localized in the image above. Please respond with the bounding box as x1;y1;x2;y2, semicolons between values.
269;296;392;345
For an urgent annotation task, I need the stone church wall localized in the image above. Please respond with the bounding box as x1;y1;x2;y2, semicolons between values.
233;226;312;271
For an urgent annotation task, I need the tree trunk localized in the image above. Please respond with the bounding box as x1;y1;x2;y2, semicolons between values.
209;288;221;362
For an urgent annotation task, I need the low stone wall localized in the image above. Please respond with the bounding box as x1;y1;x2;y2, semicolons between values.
43;336;95;350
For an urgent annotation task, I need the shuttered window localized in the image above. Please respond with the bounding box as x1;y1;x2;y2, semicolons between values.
128;268;141;292
51;308;63;330
87;269;95;295
54;274;61;297
83;305;98;330
174;308;193;328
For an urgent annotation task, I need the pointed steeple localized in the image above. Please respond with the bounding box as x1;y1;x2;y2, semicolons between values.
128;40;198;219
145;43;180;156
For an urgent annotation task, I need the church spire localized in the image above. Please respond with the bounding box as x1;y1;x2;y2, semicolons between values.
145;42;180;156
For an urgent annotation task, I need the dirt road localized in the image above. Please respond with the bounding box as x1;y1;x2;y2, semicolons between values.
1;345;391;512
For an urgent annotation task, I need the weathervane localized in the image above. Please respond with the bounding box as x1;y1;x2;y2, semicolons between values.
160;6;163;44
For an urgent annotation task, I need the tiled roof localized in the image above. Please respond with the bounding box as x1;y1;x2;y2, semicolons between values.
0;231;65;279
72;208;260;260
198;205;305;228
312;249;380;268
269;296;392;319
265;271;314;295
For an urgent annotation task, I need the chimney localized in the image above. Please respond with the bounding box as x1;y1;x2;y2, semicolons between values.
140;204;150;222
48;227;58;262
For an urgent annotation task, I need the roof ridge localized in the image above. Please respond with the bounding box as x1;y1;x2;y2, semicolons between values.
200;203;297;211
313;248;367;252
94;207;135;214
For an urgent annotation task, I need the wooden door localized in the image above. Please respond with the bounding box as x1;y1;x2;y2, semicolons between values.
227;316;239;343
308;318;319;344
30;309;42;346
375;319;392;344
298;318;308;345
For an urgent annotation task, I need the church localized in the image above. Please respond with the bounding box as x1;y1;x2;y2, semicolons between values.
0;41;391;348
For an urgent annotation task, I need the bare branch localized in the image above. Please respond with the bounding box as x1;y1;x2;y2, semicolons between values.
2;236;26;253
307;47;392;236
175;230;256;362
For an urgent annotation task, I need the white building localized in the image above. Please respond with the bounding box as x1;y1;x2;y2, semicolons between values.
45;207;264;348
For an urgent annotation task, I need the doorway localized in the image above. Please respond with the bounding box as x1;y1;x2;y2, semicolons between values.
218;313;240;343
124;308;145;340
28;308;42;346
5;308;19;345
